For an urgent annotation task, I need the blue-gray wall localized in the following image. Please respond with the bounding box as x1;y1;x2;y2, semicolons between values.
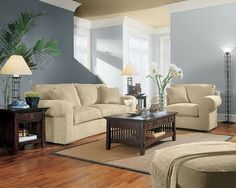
0;0;101;104
171;3;236;113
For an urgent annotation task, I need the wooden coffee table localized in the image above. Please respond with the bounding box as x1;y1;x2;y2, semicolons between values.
105;111;177;155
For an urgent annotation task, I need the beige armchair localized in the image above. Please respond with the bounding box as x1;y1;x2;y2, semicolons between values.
166;84;222;131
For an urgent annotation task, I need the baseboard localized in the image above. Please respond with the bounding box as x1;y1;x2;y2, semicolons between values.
218;114;236;122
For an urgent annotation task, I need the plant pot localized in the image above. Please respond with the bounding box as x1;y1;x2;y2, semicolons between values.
25;97;40;108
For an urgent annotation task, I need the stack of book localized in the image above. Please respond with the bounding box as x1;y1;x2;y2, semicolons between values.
19;134;37;143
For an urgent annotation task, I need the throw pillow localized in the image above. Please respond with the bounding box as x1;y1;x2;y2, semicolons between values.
99;87;121;104
166;87;189;105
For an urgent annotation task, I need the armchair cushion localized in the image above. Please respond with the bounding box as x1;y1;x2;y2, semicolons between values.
199;95;222;112
99;87;121;104
39;100;73;117
73;105;102;124
166;87;189;105
166;103;199;117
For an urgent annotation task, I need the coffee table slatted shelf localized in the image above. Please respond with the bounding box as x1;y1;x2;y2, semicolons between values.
105;112;177;155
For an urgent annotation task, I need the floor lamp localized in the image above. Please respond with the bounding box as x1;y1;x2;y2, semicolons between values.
220;46;235;124
0;55;32;102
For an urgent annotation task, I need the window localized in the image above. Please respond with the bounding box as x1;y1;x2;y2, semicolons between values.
128;34;149;96
160;36;171;76
74;34;88;68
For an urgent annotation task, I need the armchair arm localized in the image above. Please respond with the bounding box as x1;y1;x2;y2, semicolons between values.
39;100;73;117
199;95;222;112
120;95;137;105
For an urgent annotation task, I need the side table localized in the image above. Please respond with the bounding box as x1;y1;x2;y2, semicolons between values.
0;108;48;155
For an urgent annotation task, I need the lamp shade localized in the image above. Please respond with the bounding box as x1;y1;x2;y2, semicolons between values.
0;55;32;77
121;63;138;76
220;46;235;53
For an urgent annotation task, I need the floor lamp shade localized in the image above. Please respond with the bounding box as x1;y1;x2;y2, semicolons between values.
220;46;235;124
0;55;32;101
121;63;138;94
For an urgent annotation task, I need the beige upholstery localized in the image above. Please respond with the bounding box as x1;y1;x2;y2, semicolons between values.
91;104;127;116
73;105;102;124
166;87;189;105
99;87;121;104
151;141;236;188
74;83;105;105
34;83;134;144
166;84;222;131
166;103;199;117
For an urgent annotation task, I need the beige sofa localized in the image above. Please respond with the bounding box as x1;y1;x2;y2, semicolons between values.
166;84;222;131
33;83;135;144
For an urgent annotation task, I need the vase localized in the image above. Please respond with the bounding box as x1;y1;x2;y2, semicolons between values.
158;91;165;111
25;97;40;108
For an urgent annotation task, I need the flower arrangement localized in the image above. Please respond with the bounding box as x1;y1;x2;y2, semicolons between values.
147;64;183;110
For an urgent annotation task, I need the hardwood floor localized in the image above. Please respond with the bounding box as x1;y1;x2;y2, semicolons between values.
0;124;236;188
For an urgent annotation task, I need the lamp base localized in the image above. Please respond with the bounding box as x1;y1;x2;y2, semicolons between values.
221;121;235;124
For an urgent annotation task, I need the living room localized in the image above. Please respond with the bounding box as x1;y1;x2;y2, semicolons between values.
0;0;236;187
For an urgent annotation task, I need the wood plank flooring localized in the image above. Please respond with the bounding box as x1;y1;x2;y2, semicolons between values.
0;124;235;188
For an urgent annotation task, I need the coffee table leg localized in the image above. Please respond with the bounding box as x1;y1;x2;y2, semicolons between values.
172;121;176;141
140;125;145;155
106;121;111;150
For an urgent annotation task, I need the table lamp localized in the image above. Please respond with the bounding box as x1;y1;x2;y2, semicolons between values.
0;55;32;102
121;63;138;94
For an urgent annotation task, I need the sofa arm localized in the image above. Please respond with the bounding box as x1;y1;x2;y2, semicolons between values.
120;95;137;105
39;100;73;117
214;90;221;96
199;95;222;112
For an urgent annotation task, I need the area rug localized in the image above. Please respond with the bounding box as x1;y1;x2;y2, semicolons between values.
55;133;231;174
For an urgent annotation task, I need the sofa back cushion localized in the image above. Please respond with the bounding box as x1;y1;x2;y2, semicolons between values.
173;84;215;104
99;87;121;104
166;87;189;105
33;84;81;107
75;84;105;105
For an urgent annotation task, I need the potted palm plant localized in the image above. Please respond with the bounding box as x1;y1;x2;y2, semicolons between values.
0;11;61;107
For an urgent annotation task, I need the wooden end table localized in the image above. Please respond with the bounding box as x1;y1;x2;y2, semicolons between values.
0;108;48;155
105;112;177;155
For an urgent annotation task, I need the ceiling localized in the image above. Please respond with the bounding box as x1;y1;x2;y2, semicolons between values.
74;0;186;28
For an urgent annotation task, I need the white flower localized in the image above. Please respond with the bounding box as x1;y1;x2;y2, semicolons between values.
169;64;183;78
149;63;162;77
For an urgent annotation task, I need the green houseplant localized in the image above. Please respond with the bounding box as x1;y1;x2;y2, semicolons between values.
24;91;40;108
0;11;61;108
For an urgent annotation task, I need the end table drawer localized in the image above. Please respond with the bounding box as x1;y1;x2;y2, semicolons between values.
18;112;43;122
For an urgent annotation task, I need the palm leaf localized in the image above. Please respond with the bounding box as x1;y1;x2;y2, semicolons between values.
0;12;44;64
33;38;61;56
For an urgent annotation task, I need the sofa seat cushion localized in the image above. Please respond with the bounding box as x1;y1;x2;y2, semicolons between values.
91;104;127;117
166;103;199;117
73;106;102;124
